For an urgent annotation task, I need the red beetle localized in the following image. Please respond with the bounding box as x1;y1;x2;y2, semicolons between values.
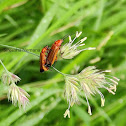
46;39;63;67
40;46;49;72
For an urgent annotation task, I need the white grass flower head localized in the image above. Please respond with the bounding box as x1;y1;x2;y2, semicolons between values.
59;31;96;59
1;71;11;85
64;109;70;118
64;76;80;107
77;66;119;114
0;60;29;110
1;71;21;85
11;73;21;83
63;66;119;117
63;75;80;118
8;83;30;110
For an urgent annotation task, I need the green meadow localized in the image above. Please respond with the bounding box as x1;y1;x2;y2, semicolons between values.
0;0;126;126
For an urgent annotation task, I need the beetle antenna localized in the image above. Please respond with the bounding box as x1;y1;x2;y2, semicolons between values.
62;33;75;40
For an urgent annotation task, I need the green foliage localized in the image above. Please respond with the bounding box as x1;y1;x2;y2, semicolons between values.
0;0;126;126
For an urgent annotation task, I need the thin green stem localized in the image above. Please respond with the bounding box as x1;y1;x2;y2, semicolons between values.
0;59;9;73
51;66;66;76
0;59;15;84
51;66;73;77
0;44;39;57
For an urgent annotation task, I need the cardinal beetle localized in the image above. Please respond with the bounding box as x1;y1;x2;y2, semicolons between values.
46;39;63;67
40;46;49;72
40;34;74;72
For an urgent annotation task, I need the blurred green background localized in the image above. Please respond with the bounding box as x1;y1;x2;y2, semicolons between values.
0;0;126;126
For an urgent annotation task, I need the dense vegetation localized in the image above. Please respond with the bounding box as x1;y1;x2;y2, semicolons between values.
0;0;126;126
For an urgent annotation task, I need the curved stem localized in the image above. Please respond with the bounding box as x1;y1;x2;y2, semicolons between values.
0;59;14;83
0;59;9;73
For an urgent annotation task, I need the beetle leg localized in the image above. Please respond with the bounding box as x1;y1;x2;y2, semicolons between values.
59;49;64;58
55;56;57;61
45;59;51;67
